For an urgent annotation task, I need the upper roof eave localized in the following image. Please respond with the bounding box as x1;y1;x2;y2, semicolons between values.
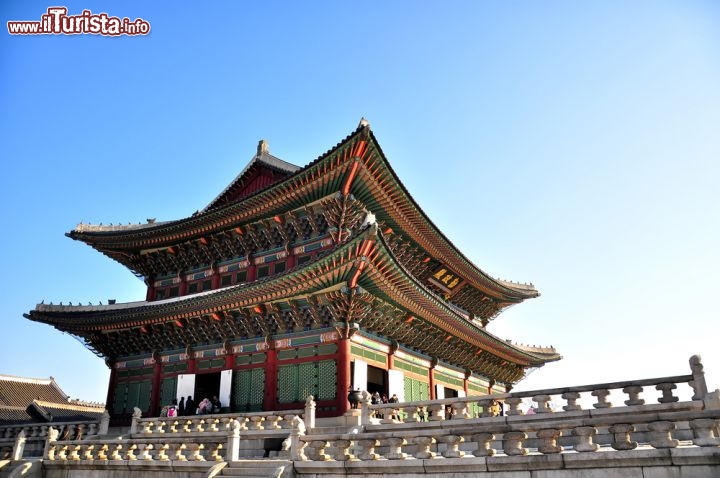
65;122;537;300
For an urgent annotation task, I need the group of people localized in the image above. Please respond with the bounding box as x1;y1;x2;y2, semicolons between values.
161;395;222;417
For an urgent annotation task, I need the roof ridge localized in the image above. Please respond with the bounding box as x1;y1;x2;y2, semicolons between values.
0;374;54;385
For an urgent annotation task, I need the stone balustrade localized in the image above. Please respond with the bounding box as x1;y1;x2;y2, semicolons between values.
130;409;304;437
366;354;712;424
31;356;720;476
295;406;720;461
0;420;103;441
43;437;228;463
0;418;107;460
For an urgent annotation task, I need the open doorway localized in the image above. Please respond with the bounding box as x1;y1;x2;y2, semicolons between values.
194;372;221;404
367;365;386;395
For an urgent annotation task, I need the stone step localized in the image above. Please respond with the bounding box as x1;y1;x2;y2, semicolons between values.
307;425;363;435
221;459;292;478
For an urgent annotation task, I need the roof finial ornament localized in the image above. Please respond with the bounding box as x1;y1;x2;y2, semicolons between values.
257;139;269;156
358;117;370;129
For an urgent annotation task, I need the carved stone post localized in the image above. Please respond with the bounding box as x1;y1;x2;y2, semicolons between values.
289;416;307;461
648;421;679;448
622;386;645;406
591;389;612;408
503;431;528;456
308;440;332;461
471;433;495;456
110;443;123;460
427;403;444;421
352;438;377;460
80;443;95;461
537;429;561;454
532;394;553;413
305;395;316;431
360;391;372;426
138;443;154;460
689;419;720;446
332;439;355;461
99;410;110;435
656;383;679;403
265;415;281;430
689;355;708;400
124;443;138;461
413;436;436;459
384;437;408;459
572;426;599;452
130;407;142;435
504;397;523;416
188;443;205;461
43;426;59;460
227;419;241;462
441;435;465;458
609;424;637;450
11;429;26;460
562;391;582;411
477;399;494;418
451;400;468;419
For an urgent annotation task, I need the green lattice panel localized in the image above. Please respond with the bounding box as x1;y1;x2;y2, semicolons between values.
231;369;264;411
403;377;429;402
248;368;264;410
127;382;140;410
160;377;177;409
278;365;298;403
231;370;249;409
317;360;337;400
112;382;128;414
138;380;152;412
297;362;317;402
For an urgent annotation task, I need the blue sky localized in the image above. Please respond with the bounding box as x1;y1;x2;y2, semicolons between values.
1;1;719;404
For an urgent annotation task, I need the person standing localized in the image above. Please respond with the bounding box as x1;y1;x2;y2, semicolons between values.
178;396;186;416
185;396;196;416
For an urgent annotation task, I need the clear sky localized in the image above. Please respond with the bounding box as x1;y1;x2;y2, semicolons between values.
1;1;719;404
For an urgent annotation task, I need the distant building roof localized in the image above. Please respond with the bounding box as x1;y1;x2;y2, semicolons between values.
0;374;105;425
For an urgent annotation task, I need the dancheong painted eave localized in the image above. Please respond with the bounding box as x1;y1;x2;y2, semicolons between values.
26;226;560;384
65;121;538;308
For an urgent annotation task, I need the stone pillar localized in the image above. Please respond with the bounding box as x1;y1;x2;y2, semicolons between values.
290;416;307;461
689;355;708;401
360;391;371;426
304;396;316;430
226;419;241;462
99;410;110;435
11;429;26;460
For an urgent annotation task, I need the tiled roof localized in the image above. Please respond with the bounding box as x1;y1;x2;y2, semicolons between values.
0;375;105;425
202;140;301;213
0;375;67;407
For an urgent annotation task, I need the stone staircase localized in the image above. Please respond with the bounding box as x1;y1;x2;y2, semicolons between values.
220;459;292;478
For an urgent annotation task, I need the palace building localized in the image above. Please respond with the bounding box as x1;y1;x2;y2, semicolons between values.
25;120;560;424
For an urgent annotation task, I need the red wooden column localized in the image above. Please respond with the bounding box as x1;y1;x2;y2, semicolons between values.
337;338;351;415
150;355;163;415
429;358;437;400
247;261;257;282
105;362;118;415
263;344;278;411
179;273;188;296
145;277;156;301
429;368;436;400
212;264;221;290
